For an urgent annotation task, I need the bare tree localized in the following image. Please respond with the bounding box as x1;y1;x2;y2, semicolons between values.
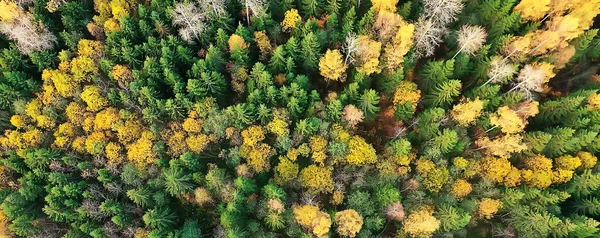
15;0;34;6
0;14;56;54
81;199;108;221
171;2;207;44
454;24;487;58
198;0;227;18
413;18;447;58
342;33;359;64
213;225;227;238
29;218;69;238
300;193;319;206
510;64;548;95
413;0;464;59
421;0;463;26
244;0;265;25
105;182;123;195
483;56;516;86
122;227;138;238
102;222;121;238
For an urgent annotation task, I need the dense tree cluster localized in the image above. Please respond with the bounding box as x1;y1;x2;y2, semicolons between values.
1;0;600;237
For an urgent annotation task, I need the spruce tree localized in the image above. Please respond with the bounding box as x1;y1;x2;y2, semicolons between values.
300;32;320;72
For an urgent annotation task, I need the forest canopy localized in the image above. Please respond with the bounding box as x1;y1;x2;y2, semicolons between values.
1;0;600;237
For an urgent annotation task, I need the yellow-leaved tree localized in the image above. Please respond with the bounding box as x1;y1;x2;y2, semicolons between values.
346;136;378;166
513;0;550;21
371;0;399;13
293;205;331;238
475;134;527;158
356;36;382;75
393;81;421;111
299;165;334;194
383;18;414;72
478;198;502;219
80;86;109;112
281;9;301;32
335;209;363;237
254;31;272;60
0;0;19;22
490;106;525;134
319;49;348;82
228;34;248;52
402;207;441;237
451;179;472;200
479;156;517;184
450;98;484;126
274;156;299;185
127;131;157;167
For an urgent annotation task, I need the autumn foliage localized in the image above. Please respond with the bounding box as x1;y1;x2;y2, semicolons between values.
1;0;600;237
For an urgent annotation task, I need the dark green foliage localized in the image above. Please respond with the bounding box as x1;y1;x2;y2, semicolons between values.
358;9;375;35
542;127;597;157
341;7;356;36
300;32;320;71
164;168;194;197
374;184;401;208
570;30;600;63
420;60;455;89
269;46;287;73
572;197;600;216
143;207;177;229
127;187;154;208
424;80;462;108
567;170;600;198
466;84;502;109
522;131;552;155
414;107;445;140
326;99;343;122
9;215;38;236
436;204;471;232
505;208;572;238
463;0;521;39
180;219;202;237
394;102;415;122
426;128;459;157
398;1;412;19
359;89;380;121
0;72;38;111
301;0;319;17
535;94;587;126
569;215;600;238
347;190;376;216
